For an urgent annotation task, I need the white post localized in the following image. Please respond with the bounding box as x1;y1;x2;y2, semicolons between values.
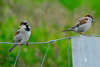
71;35;100;67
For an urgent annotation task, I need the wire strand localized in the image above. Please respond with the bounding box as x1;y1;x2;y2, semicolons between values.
67;38;70;67
1;35;100;45
6;35;100;67
41;43;50;67
14;46;22;67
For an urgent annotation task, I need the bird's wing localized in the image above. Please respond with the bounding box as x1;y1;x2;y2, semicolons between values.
15;30;20;36
13;29;22;43
13;34;22;43
71;17;88;29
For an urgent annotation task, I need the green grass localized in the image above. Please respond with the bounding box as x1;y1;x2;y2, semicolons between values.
0;0;100;67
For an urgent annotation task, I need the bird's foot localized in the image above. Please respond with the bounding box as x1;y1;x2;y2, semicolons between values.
80;32;91;36
26;42;29;46
26;42;32;48
20;43;23;46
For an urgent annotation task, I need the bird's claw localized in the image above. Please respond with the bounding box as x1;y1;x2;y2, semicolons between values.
26;42;29;46
80;32;91;36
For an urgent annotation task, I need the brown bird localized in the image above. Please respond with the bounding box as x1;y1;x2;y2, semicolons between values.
8;21;31;52
62;15;94;35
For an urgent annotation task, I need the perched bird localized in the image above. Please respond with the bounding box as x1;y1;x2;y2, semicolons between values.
9;21;31;52
62;15;94;35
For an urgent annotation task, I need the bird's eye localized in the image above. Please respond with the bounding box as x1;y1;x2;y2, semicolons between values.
20;22;24;25
24;23;27;25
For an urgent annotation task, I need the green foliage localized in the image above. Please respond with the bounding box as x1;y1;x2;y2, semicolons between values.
91;0;100;15
59;0;83;10
0;0;100;67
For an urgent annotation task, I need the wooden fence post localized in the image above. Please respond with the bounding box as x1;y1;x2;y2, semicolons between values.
71;35;100;67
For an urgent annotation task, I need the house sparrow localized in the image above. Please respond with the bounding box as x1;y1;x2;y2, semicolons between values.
9;21;31;52
62;15;94;35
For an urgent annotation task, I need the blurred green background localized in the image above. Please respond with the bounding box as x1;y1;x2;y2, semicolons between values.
0;0;100;67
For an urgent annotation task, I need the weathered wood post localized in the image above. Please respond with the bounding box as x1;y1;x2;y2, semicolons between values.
71;35;100;67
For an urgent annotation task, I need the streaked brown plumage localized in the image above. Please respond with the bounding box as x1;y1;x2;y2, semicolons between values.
9;21;31;52
62;15;94;35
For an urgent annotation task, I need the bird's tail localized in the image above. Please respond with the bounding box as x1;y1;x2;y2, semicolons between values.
8;45;17;52
62;29;74;32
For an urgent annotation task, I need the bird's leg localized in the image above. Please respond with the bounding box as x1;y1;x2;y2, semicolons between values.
80;32;91;36
26;42;32;48
80;32;86;35
26;42;29;46
20;43;23;46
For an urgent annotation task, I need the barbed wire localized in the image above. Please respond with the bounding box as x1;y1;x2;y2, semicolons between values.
1;35;100;67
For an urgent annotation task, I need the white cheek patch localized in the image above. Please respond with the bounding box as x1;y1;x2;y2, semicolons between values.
20;25;26;29
88;18;92;21
86;17;92;22
87;17;92;21
29;26;30;29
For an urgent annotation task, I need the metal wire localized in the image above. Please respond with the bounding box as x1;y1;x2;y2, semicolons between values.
2;35;100;67
14;46;22;67
67;38;70;67
41;43;50;67
0;35;99;45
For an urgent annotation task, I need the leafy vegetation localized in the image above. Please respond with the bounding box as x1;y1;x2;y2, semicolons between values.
0;0;100;67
